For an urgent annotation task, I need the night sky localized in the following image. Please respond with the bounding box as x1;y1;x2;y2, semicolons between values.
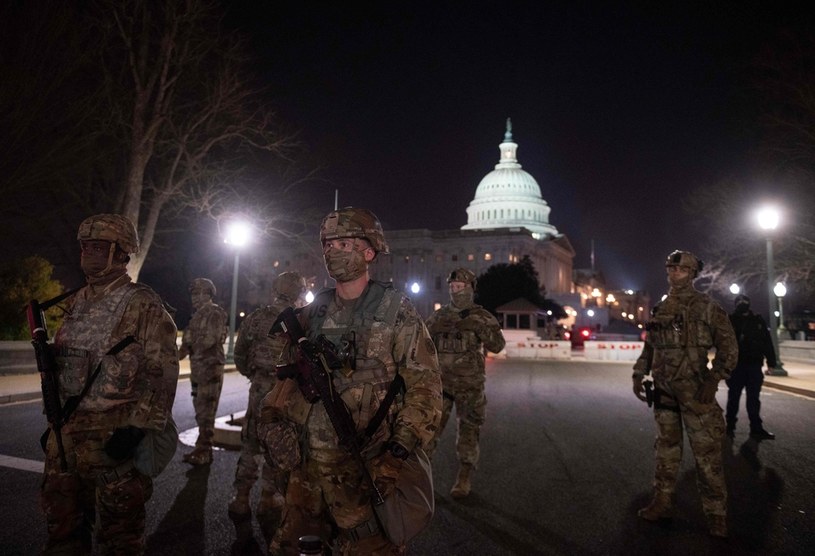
223;1;810;300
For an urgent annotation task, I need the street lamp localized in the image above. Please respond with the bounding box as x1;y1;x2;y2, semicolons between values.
729;283;740;295
757;206;787;376
223;220;251;363
774;282;788;340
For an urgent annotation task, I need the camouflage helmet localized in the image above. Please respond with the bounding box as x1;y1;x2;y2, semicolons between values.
319;207;389;254
665;250;703;276
448;268;477;288
189;277;216;297
77;214;139;254
273;271;307;303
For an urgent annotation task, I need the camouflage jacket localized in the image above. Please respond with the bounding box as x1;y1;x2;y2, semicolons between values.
234;299;293;379
425;303;506;377
53;274;179;432
265;281;442;462
633;286;737;383
180;301;227;374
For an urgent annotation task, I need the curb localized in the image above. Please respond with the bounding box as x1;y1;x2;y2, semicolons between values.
763;381;815;399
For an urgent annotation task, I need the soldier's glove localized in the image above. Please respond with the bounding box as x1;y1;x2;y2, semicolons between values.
370;444;407;498
632;375;648;402
694;378;720;404
104;426;146;461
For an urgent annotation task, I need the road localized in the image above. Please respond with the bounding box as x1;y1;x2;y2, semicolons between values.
1;360;814;555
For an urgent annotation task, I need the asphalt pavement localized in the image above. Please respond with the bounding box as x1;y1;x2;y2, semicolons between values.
3;357;815;405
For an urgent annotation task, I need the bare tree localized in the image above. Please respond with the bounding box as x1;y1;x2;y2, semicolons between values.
90;0;297;278
687;178;815;302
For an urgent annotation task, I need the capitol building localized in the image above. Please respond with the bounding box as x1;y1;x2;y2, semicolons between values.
247;119;575;319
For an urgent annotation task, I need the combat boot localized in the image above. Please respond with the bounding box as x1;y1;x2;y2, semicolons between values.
637;493;674;521
228;487;251;516
450;464;474;499
183;446;213;466
257;489;286;516
706;514;728;538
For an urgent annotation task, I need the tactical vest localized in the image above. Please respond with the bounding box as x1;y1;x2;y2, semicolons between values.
186;303;227;365
54;282;145;412
646;293;715;351
244;305;288;376
301;282;404;456
306;281;403;394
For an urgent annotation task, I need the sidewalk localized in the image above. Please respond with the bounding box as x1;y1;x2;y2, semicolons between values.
2;357;814;405
0;359;237;405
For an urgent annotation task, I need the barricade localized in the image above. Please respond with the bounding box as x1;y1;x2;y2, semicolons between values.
504;340;571;360
584;341;643;361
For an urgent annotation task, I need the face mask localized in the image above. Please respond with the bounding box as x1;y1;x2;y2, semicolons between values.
81;242;125;282
451;289;474;309
190;292;211;310
667;270;692;289
735;303;750;315
324;248;367;283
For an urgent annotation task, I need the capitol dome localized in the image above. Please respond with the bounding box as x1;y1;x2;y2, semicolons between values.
461;119;558;239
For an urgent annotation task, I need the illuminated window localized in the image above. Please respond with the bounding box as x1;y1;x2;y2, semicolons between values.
484;253;492;261
273;260;279;268
467;254;474;261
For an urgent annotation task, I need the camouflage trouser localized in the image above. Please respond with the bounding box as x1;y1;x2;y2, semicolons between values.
425;376;486;467
191;367;224;449
652;376;727;518
40;427;153;555
234;374;286;495
270;455;404;556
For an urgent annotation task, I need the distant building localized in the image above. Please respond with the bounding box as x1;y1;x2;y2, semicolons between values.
246;119;576;319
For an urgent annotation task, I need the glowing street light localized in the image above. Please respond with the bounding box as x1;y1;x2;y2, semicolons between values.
410;282;421;295
224;219;252;363
729;283;740;295
757;205;787;376
305;290;315;304
774;282;788;339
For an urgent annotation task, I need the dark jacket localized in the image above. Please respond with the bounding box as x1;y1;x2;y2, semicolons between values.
729;310;777;368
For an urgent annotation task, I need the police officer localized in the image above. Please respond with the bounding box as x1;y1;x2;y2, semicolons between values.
633;250;737;538
41;214;179;554
726;294;777;440
228;271;307;517
425;268;506;499
179;277;228;465
258;207;442;555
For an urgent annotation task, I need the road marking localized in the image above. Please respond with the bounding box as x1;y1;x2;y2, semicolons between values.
0;454;44;473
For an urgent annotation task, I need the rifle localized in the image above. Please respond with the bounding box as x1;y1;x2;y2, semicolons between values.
26;288;80;471
271;306;385;506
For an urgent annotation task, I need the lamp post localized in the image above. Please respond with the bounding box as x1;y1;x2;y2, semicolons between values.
223;220;251;363
774;281;787;340
757;206;787;376
729;283;740;295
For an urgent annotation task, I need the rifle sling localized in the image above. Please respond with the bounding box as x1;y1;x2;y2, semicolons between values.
61;335;137;424
363;373;405;441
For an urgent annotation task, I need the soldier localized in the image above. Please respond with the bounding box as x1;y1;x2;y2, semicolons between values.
41;214;179;554
258;207;442;555
179;277;228;465
632;250;737;538
228;271;307;517
425;268;506;499
726;294;777;440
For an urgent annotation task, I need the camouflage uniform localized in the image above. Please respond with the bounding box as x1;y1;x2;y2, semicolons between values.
179;278;228;464
258;207;442;555
229;272;305;516
633;251;737;537
41;214;179;555
425;268;505;498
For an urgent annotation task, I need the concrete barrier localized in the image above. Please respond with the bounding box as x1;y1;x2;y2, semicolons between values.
0;341;37;374
780;340;815;364
584;341;644;362
504;339;572;360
